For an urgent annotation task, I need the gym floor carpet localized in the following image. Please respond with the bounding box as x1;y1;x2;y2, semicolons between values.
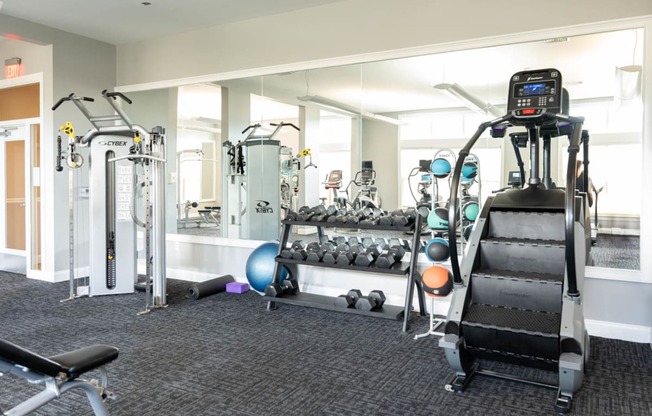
1;271;650;415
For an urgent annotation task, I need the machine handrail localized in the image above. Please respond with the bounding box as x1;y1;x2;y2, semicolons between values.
560;114;585;297
448;114;512;285
448;112;584;298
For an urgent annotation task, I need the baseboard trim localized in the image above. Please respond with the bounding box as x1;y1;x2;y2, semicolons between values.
585;319;651;343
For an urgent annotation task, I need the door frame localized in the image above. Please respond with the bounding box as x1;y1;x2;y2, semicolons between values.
0;73;44;279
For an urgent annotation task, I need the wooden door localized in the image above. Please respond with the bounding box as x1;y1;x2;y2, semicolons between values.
5;139;26;250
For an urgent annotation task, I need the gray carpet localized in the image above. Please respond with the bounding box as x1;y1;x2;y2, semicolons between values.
1;271;651;416
591;234;640;270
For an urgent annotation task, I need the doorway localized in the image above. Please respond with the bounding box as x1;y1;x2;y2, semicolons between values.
0;81;42;277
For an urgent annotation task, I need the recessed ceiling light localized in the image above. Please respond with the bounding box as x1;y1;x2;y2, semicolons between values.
543;37;569;44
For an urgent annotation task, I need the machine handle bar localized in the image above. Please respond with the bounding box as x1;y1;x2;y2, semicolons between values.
52;93;94;111
270;122;300;131
102;90;133;104
241;123;261;134
56;136;63;172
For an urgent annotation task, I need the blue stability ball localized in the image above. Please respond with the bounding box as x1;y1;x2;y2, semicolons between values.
425;237;450;262
431;158;451;179
246;241;288;292
462;161;478;181
427;207;449;230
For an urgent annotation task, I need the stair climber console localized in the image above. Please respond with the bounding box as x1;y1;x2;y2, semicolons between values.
438;69;590;413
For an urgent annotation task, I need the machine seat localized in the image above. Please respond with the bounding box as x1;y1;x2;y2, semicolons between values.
0;339;119;380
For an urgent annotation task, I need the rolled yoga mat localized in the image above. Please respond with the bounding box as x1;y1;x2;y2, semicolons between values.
187;275;235;300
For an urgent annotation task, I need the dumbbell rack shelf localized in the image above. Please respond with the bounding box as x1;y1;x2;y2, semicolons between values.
273;256;409;275
263;216;427;332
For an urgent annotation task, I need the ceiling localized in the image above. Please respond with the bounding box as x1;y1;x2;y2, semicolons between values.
0;0;345;45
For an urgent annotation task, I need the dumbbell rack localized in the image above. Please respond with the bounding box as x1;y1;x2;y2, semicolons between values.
264;214;426;332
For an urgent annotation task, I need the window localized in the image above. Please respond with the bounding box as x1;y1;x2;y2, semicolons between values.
318;111;352;202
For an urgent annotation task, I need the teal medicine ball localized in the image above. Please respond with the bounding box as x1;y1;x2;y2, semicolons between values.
431;158;451;179
462;201;480;222
427;207;449;230
462;161;478;181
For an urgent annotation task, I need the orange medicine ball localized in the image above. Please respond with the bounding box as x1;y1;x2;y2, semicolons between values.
421;265;453;297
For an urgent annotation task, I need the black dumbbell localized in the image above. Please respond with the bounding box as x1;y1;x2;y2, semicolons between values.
285;211;297;221
388;245;406;262
391;209;405;217
304;242;323;262
361;237;374;248
310;205;328;222
333;236;348;246
322;250;338;264
264;278;299;297
291;248;308;261
404;208;417;224
375;252;396;269
387;238;403;249
346;214;361;225
335;213;349;223
392;215;409;227
296;206;314;222
355;290;386;311
335;251;353;265
281;241;306;259
378;215;393;226
335;289;362;308
349;244;365;258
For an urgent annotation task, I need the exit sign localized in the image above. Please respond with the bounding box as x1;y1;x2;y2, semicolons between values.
4;57;22;79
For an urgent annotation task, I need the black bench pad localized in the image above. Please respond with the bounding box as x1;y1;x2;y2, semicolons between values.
1;339;118;380
49;345;119;379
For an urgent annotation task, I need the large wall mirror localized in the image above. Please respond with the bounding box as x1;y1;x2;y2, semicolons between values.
123;28;644;274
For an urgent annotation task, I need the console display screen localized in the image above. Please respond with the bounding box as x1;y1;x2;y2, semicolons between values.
523;82;546;96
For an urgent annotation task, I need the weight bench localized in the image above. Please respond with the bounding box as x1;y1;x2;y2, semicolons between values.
0;339;119;416
198;206;221;225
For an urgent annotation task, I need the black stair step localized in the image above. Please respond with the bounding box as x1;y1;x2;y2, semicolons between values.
462;304;561;361
471;268;563;313
479;238;565;276
462;303;560;336
473;268;563;284
488;210;565;241
468;346;559;371
481;236;565;248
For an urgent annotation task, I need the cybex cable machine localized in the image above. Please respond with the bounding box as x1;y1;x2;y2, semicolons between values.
222;122;300;241
53;91;167;313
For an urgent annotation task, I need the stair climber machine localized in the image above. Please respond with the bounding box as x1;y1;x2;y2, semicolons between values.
222;122;300;240
438;69;591;413
53;91;167;314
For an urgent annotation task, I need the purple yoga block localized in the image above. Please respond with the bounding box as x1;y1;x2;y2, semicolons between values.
226;282;249;294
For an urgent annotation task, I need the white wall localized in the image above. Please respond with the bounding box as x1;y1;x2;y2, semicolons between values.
117;0;652;87
361;118;399;209
0;14;116;280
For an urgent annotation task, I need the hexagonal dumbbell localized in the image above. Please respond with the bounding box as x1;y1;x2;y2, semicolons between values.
335;289;362;308
355;290;387;311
